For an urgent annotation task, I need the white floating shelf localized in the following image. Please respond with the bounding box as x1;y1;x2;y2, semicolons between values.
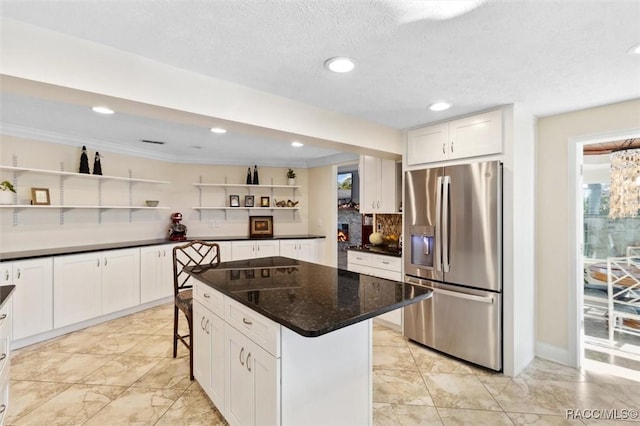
0;205;171;210
193;183;300;189
0;166;170;184
192;207;300;211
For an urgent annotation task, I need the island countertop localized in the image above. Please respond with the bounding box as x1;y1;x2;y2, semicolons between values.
184;256;431;337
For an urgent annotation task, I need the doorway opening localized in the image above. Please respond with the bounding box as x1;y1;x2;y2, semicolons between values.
337;164;360;269
579;138;640;373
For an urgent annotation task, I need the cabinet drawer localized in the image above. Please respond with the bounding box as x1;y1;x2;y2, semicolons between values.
225;298;280;358
194;281;224;318
347;251;370;267
370;254;401;272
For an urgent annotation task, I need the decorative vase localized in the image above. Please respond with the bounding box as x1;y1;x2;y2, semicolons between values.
0;191;14;205
288;178;296;186
253;165;259;185
79;145;90;174
246;167;252;184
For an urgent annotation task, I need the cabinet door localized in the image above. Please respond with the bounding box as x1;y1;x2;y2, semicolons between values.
101;248;140;314
194;301;212;394
407;122;449;165
250;339;279;426
378;159;398;213
209;311;226;411
159;244;176;298
231;241;256;261
449;109;502;160
12;258;53;340
297;239;316;263
53;253;101;328
0;263;11;286
225;324;254;426
140;246;161;304
255;241;278;259
278;241;298;260
359;155;379;214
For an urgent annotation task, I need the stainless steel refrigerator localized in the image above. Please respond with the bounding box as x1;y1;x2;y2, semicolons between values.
403;161;502;371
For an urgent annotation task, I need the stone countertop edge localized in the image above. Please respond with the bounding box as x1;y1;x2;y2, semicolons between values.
347;246;402;258
0;285;16;309
185;264;431;338
0;235;326;262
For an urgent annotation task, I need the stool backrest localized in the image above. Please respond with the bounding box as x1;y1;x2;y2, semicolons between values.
173;241;221;294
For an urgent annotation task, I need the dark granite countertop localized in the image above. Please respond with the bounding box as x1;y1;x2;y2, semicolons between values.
184;256;431;337
0;235;326;262
0;285;16;310
348;245;402;258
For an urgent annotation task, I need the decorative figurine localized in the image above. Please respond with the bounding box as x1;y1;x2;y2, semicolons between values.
253;164;259;185
79;146;90;174
168;212;187;241
92;152;103;175
246;167;252;184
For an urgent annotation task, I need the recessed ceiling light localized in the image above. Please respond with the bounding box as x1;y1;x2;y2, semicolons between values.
92;106;114;115
628;42;640;55
291;141;304;147
210;127;227;134
324;57;355;73
428;102;451;112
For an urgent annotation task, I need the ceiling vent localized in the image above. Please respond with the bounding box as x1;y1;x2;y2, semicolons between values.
140;139;166;145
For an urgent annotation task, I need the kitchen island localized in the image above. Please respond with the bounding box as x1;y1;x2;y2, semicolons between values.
185;257;431;426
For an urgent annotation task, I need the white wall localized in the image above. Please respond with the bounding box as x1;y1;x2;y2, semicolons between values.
536;99;640;364
307;164;337;267
0;136;311;252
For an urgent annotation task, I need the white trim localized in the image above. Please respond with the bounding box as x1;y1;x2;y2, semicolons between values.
535;341;573;366
567;127;640;369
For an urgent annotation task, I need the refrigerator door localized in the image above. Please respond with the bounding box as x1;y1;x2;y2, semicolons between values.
444;161;501;291
404;278;502;371
404;168;444;282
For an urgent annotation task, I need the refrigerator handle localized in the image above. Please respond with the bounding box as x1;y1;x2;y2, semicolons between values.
435;176;443;272
434;287;495;304
442;175;450;272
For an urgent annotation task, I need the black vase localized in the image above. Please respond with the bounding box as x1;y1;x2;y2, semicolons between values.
79;146;90;174
253;165;259;185
246;167;252;184
93;152;103;175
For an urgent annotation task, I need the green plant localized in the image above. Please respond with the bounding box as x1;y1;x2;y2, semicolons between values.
287;168;296;179
0;180;16;193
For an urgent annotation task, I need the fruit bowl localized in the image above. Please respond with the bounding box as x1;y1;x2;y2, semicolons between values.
145;200;159;207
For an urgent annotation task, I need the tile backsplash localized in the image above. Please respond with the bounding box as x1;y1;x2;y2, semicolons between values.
376;214;402;238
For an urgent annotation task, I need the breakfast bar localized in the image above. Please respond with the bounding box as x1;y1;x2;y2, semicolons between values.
184;257;431;426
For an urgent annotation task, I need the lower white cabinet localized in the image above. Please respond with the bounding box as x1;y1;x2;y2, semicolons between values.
225;323;279;426
347;251;403;328
193;300;225;409
231;241;279;261
140;244;175;304
1;258;53;341
53;248;140;328
0;297;13;424
279;239;320;263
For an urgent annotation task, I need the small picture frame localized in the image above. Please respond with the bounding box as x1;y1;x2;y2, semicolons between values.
31;187;51;205
230;195;240;207
260;196;270;207
230;270;240;280
261;268;271;278
244;195;255;207
245;270;255;279
249;215;273;238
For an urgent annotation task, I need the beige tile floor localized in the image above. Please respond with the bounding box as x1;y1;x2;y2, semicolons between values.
7;304;640;425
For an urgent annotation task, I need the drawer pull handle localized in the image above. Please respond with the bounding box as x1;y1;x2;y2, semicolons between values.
16;269;20;279
203;293;211;299
239;347;245;365
0;314;6;321
0;353;5;362
246;353;252;372
242;318;252;325
0;404;5;414
201;317;205;330
382;261;390;265
205;319;210;335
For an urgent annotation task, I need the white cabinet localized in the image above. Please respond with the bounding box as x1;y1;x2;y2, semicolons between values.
347;251;403;329
1;258;53;341
53;248;140;328
0;296;13;424
140;244;175;304
225;323;279;426
407;109;502;165
359;155;399;214
279;239;320;263
231;241;279;261
194;300;225;410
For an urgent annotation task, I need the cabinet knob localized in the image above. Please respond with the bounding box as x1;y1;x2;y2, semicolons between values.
97;258;100;267
0;314;6;321
16;269;20;279
0;353;6;361
201;317;206;330
239;347;245;366
205;319;210;335
0;404;5;414
104;258;108;266
246;353;252;372
442;143;446;154
451;141;454;153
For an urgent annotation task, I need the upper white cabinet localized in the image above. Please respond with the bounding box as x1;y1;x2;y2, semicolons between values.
1;258;53;341
359;155;399;214
53;248;140;328
231;241;279;261
407;109;503;165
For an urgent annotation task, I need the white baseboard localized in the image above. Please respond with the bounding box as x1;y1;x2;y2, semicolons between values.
535;341;575;367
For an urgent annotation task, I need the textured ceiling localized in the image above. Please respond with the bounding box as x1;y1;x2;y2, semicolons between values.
1;0;640;164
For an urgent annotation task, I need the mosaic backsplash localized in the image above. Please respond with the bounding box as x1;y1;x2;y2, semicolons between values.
376;214;402;238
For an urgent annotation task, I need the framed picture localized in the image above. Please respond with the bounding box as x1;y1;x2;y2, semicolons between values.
230;270;240;280
31;187;50;205
249;215;273;238
230;195;240;207
260;196;270;207
245;270;255;279
244;195;254;207
261;268;271;278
